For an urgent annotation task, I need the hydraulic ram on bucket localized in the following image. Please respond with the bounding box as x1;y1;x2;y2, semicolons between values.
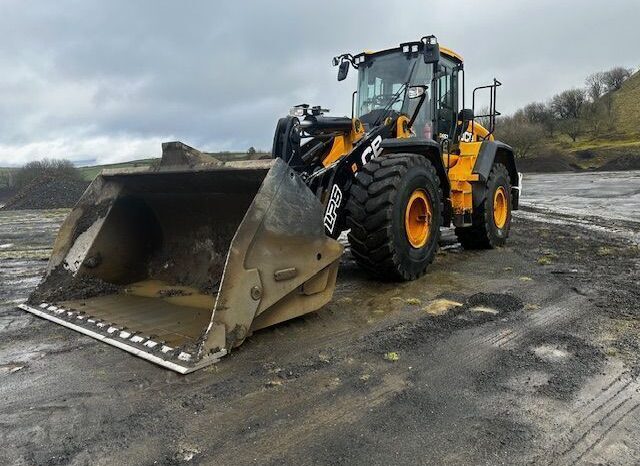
20;142;343;373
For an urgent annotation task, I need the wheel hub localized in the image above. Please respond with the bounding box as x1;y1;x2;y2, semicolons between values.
493;186;508;229
405;189;432;248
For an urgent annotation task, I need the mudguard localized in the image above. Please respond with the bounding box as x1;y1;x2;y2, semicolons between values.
472;140;521;209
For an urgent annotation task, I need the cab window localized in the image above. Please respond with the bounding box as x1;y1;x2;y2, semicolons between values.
435;58;459;140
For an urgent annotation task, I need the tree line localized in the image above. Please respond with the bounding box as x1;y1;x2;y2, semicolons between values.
494;66;635;158
2;159;82;190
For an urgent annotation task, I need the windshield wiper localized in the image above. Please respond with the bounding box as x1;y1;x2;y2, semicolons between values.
372;60;419;128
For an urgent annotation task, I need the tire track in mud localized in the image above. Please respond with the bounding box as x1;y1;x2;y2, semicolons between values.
516;208;640;245
219;292;588;463
542;368;640;465
261;293;592;464
97;290;585;464
574;402;640;464
208;372;410;465
103;366;411;465
437;294;586;376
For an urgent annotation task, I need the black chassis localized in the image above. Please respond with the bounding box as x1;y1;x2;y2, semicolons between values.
272;115;451;238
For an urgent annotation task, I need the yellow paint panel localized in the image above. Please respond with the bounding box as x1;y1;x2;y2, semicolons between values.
360;44;464;64
396;115;412;138
321;120;364;167
440;46;463;62
463;122;494;142
323;136;349;166
459;141;483;156
445;138;483;216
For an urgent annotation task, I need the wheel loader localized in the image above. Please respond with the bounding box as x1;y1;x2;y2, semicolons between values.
19;36;521;373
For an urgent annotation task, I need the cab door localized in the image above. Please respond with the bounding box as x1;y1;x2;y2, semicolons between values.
434;58;459;142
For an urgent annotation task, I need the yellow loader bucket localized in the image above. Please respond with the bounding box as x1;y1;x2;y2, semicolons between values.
19;142;343;373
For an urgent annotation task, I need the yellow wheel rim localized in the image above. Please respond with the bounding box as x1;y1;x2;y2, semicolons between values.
493;186;508;229
405;189;432;248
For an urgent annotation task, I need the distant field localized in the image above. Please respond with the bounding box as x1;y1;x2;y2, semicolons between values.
0;151;265;186
77;158;158;180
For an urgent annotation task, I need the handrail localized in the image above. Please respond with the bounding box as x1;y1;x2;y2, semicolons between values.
471;78;502;139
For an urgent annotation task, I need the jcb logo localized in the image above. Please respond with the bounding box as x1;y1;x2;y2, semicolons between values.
324;184;343;234
460;131;474;143
360;135;383;166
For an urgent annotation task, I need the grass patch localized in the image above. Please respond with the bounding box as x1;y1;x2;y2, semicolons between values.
537;256;553;266
597;246;615;256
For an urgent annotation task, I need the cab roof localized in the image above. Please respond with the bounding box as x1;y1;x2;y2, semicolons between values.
362;44;463;63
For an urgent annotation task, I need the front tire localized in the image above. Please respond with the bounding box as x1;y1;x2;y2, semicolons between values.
346;154;443;281
455;163;512;249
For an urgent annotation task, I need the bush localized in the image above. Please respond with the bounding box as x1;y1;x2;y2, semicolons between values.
602;67;633;92
495;115;545;159
523;102;557;137
13;159;81;189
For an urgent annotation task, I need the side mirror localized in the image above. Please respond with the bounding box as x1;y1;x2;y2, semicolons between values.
423;38;440;64
407;86;427;99
337;61;350;81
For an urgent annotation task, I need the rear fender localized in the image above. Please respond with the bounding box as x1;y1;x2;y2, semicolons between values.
472;140;520;209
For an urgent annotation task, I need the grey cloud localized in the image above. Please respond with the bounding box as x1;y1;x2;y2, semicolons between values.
0;0;637;165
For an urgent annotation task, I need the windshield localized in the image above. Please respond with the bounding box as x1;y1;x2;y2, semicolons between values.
356;51;433;131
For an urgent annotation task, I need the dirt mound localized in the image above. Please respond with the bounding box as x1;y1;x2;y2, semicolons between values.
29;266;121;304
598;154;640;171
516;155;577;173
1;175;89;210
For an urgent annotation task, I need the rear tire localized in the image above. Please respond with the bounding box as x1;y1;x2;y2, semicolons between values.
455;163;512;249
346;154;443;281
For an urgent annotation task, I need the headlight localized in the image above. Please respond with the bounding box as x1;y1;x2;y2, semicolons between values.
289;107;306;117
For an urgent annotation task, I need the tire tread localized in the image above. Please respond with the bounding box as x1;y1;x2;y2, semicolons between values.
346;153;443;280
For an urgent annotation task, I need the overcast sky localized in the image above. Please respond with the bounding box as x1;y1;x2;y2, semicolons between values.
1;0;637;166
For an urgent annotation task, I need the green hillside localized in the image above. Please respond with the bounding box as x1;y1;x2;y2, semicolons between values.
559;71;640;169
612;70;640;137
569;70;640;149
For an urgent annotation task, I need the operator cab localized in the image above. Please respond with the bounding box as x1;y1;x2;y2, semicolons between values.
336;38;464;145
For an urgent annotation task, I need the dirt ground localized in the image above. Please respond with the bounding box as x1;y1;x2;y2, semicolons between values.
1;171;639;466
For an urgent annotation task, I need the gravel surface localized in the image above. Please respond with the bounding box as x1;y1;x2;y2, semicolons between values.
0;172;639;465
